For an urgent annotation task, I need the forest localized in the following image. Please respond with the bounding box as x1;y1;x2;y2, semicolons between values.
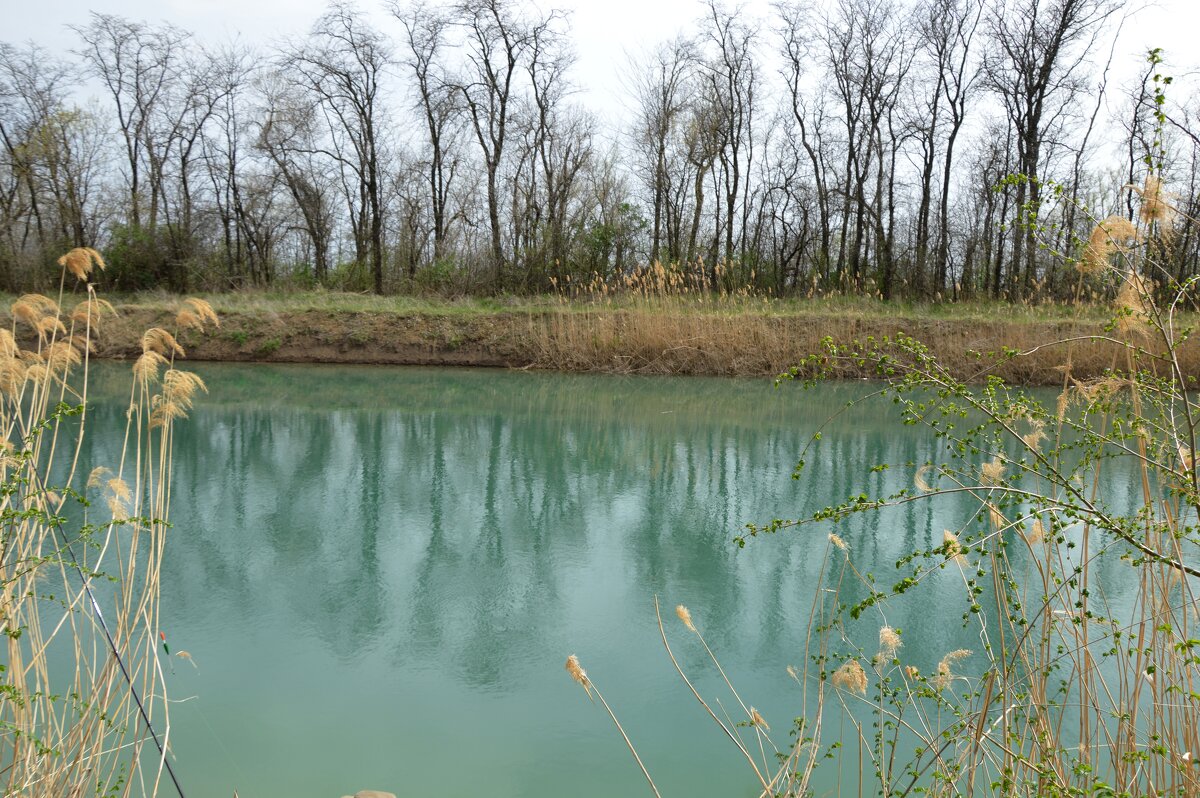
0;0;1193;300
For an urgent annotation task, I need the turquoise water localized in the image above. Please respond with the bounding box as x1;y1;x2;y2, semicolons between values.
71;364;1142;797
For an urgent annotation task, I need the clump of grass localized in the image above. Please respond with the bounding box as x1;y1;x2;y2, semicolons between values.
0;251;216;796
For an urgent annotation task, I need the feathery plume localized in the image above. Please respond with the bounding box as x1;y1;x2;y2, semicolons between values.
176;309;203;332
943;530;967;565
182;297;219;328
162;369;207;409
749;707;770;731
988;505;1007;531
150;396;187;428
18;294;59;316
134;351;168;384
879;626;902;660
1056;388;1070;421
829;533;849;552
831;659;868;696
45;341;81;373
932;649;972;691
1079;216;1138;275
1115;271;1154;337
11;300;39;327
914;464;934;492
35;315;66;339
676;604;697;633
981;456;1006;486
1024;518;1045;545
108;495;129;521
1021;419;1047;453
1128;174;1174;226
71;298;117;330
0;356;25;397
87;466;111;489
107;478;131;503
141;328;185;357
58;247;106;281
566;654;593;698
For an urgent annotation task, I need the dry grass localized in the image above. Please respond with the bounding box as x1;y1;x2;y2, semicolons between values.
22;294;1187;387
0;257;216;796
5;261;1180;386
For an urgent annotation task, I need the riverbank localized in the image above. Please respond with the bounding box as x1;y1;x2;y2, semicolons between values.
20;291;1191;385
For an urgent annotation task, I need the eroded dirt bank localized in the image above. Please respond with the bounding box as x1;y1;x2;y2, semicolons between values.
70;305;1191;386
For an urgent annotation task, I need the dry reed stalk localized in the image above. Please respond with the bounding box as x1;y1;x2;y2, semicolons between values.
0;254;217;797
564;655;662;798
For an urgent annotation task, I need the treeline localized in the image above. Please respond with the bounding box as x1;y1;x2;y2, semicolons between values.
2;0;1199;299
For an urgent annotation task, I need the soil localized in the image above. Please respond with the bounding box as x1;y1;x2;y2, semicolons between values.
34;304;1194;386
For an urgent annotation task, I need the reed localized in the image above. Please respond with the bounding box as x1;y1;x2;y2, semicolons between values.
568;171;1200;794
0;248;216;796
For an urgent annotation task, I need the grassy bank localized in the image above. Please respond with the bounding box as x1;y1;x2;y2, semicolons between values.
10;290;1192;385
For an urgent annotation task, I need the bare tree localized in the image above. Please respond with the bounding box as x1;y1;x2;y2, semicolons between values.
912;0;983;294
525;16;589;282
631;38;692;266
779;5;834;281
394;1;462;264
700;0;758;273
984;0;1117;298
284;2;391;293
0;42;104;289
258;72;336;285
74;14;190;231
449;0;557;286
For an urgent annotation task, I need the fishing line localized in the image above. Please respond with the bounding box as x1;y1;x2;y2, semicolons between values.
23;439;188;798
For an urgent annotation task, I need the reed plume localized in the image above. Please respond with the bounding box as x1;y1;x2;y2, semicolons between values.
180;297;220;330
566;654;592;697
142;327;185;357
943;529;966;565
134;350;169;384
831;659;868;696
981;456;1006;486
1128;174;1173;226
676;604;697;632
57;246;106;280
878;626;901;660
931;649;971;691
1079;215;1138;274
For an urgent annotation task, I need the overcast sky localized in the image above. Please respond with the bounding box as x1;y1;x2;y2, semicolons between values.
5;0;1200;127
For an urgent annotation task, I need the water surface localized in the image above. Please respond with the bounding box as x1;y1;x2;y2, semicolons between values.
72;364;1141;797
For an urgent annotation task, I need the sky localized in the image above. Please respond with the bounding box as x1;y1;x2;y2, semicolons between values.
5;0;1200;128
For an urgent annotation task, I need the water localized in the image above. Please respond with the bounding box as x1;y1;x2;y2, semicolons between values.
70;363;1143;797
